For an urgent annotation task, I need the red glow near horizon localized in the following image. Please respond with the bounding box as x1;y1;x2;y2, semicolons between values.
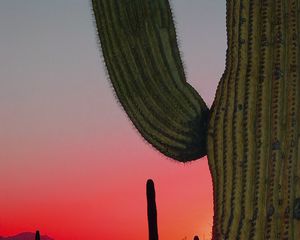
0;150;213;240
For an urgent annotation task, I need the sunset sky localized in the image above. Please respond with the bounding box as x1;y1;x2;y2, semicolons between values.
0;1;226;239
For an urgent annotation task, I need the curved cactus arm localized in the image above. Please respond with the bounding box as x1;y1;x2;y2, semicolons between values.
92;0;209;161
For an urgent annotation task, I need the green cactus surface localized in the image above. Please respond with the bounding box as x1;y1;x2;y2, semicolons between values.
92;0;209;162
92;0;300;239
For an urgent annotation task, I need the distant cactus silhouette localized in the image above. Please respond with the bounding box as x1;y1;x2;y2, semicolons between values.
35;231;40;240
146;179;159;240
92;0;300;239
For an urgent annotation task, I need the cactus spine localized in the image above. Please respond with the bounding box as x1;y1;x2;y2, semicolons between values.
92;0;300;239
146;179;159;240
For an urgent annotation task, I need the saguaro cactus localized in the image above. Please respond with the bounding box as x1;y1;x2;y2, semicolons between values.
92;0;300;239
35;230;40;240
147;179;159;240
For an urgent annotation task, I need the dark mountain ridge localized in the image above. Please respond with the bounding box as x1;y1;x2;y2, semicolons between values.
0;232;53;240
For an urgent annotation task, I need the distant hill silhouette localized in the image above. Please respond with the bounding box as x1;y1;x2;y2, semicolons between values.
0;232;53;240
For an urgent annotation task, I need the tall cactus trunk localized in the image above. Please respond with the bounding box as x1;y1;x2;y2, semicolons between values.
207;0;300;239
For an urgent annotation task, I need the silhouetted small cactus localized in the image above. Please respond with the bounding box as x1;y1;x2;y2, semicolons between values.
147;179;158;240
35;231;40;240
